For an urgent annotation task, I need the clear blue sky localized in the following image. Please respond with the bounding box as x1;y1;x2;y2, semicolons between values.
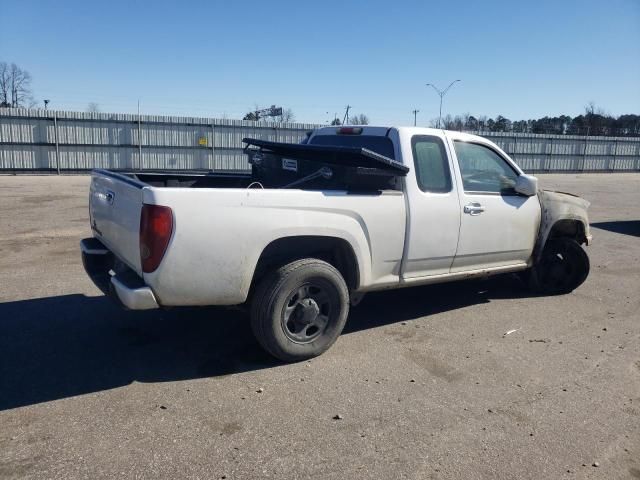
2;0;639;125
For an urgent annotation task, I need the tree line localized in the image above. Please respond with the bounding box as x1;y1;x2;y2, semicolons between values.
433;103;640;137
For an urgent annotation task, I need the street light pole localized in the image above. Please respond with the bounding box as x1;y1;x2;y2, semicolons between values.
412;109;419;126
426;80;461;128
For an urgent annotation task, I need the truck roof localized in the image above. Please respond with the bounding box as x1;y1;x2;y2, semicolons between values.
312;125;487;142
308;126;520;174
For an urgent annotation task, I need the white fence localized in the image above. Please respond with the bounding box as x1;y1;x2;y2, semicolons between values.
480;131;640;172
1;109;639;173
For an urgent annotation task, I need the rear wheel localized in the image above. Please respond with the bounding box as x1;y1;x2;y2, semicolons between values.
250;259;349;362
528;238;590;295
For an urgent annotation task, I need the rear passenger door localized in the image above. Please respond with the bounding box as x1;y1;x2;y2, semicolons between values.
448;138;540;272
402;133;461;278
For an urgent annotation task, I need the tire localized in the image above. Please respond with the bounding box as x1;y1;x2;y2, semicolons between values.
528;238;590;295
250;258;350;362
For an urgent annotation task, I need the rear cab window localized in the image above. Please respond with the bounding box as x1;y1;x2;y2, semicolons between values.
308;134;396;159
411;135;452;193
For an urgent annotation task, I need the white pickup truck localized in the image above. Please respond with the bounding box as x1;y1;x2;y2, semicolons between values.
81;126;591;361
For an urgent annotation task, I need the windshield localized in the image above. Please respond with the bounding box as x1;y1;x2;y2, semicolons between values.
309;134;396;160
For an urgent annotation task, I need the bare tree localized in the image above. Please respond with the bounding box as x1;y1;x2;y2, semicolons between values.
441;114;455;129
86;102;100;113
477;115;488;131
0;62;10;107
583;101;608;134
0;62;35;108
279;108;295;123
349;113;369;125
584;101;606;116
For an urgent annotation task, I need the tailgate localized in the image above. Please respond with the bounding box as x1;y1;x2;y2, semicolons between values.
89;170;146;275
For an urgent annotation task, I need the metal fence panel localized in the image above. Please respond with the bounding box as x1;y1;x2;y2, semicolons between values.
616;140;640;156
0;145;54;169
583;157;609;171
612;157;637;170
56;145;133;170
1;108;639;173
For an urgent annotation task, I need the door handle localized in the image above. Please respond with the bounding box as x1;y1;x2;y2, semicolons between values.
464;203;485;215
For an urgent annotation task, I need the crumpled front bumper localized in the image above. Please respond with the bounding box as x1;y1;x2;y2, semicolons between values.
80;237;159;310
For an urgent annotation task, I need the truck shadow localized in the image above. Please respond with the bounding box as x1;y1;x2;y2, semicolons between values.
344;274;530;333
591;220;640;238
0;275;533;411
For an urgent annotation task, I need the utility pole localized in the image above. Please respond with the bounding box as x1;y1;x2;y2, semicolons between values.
412;109;419;126
343;105;351;125
426;80;461;128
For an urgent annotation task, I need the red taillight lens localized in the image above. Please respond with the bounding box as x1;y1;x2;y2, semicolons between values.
139;204;173;273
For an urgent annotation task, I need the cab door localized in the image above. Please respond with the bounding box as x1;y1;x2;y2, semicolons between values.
447;136;540;272
401;132;461;278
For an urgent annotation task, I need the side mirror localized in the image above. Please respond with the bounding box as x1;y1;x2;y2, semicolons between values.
515;174;538;196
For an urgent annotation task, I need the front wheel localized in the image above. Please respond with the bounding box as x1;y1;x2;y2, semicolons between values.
250;259;349;362
527;238;590;295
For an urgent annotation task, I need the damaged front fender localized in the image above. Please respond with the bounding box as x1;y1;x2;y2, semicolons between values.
533;190;592;262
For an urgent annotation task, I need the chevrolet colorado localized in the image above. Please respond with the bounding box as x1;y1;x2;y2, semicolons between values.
81;126;591;361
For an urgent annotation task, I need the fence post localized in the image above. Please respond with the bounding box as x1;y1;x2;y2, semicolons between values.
137;103;142;171
211;121;215;172
612;137;617;171
53;113;60;175
582;129;589;172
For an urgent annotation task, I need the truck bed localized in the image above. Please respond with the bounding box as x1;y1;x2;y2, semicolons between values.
88;167;407;306
112;170;254;189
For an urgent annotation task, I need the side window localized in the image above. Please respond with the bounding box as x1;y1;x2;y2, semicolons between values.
411;135;452;193
454;141;518;194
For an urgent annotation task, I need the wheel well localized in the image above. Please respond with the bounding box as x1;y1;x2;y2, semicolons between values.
251;236;360;292
548;219;587;244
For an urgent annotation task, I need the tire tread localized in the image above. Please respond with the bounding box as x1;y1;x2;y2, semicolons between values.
529;237;590;295
250;258;348;361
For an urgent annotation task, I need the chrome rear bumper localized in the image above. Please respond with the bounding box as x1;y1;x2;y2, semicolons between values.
80;238;159;310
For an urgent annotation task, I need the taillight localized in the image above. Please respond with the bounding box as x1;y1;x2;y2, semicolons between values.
139;204;173;273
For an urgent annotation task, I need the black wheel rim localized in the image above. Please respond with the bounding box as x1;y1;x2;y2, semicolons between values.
539;243;579;291
281;283;333;344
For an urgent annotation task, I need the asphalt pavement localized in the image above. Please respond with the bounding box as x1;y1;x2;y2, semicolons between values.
0;173;638;479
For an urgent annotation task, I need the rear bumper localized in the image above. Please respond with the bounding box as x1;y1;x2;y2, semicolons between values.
80;237;159;310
